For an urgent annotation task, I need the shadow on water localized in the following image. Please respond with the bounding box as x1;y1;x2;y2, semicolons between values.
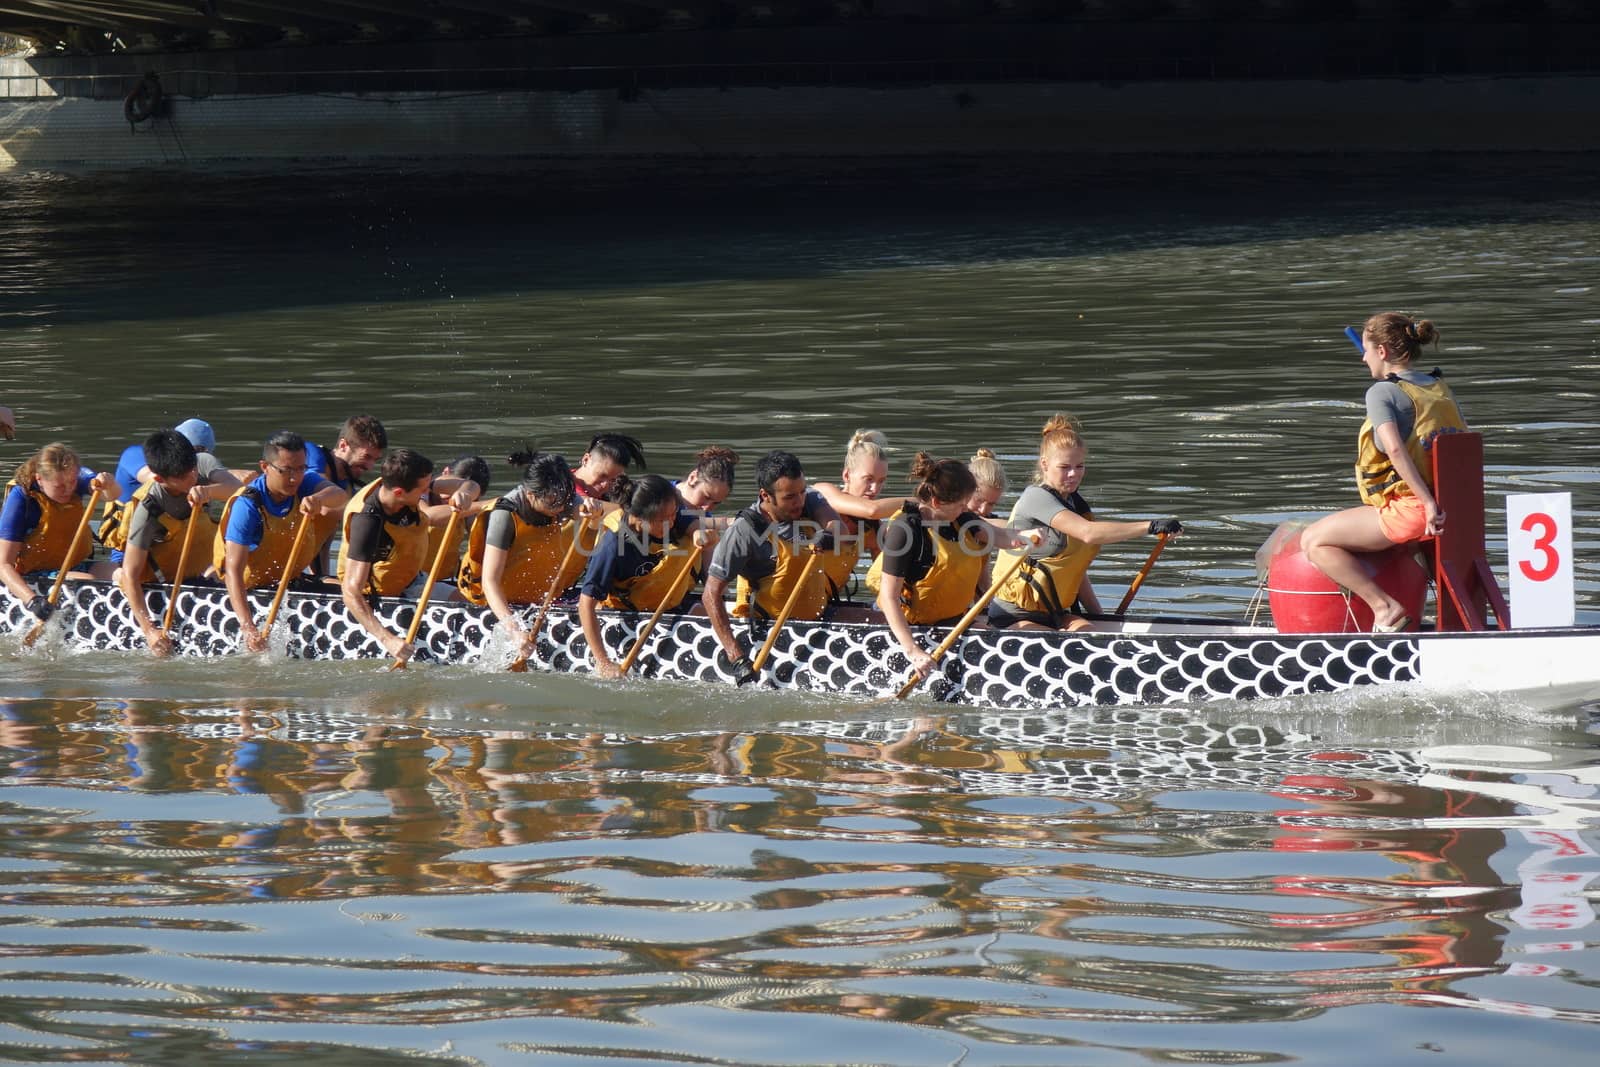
4;153;1599;329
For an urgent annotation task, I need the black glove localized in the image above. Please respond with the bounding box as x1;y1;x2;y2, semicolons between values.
25;595;55;622
1148;518;1183;537
717;649;758;686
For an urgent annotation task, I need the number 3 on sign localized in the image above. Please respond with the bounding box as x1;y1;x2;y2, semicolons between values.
1519;512;1561;582
1507;493;1574;628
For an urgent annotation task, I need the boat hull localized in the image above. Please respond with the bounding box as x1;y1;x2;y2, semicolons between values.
3;581;1592;709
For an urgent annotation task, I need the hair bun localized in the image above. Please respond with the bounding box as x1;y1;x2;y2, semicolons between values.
1040;413;1082;438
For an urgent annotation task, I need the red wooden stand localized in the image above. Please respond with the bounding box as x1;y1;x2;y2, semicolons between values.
1425;432;1511;632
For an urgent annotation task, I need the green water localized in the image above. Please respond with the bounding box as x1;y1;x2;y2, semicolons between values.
1;156;1597;1064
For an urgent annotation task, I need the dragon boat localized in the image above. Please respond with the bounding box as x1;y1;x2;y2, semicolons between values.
5;433;1596;710
3;578;1597;710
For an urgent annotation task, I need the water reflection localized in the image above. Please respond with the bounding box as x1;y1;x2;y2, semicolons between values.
1;696;1596;1062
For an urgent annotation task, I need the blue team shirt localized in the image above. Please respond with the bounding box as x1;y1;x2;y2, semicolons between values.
222;471;328;551
303;441;354;493
114;443;147;502
580;513;697;601
0;469;95;543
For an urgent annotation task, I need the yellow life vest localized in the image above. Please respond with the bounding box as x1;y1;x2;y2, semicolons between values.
596;514;700;613
425;489;470;580
3;478;91;574
732;506;831;621
992;488;1099;622
456;492;596;606
1354;372;1467;507
816;515;877;603
336;479;431;597
864;510;989;625
100;481;218;583
211;485;321;591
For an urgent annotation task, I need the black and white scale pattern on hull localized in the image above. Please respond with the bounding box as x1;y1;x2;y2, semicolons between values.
2;581;1422;710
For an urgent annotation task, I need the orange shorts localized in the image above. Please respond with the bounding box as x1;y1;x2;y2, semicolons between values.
1375;494;1427;544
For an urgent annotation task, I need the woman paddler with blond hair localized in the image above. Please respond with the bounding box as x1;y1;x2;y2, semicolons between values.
867;453;1043;680
458;449;601;648
811;429;912;610
1;443;116;622
966;448;1008;518
988;415;1182;632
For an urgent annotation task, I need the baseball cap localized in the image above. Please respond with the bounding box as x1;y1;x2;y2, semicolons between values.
174;418;216;452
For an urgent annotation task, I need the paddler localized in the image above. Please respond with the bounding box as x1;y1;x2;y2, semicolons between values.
677;445;740;513
214;431;350;652
418;454;492;589
966;447;1008;518
105;429;238;656
570;431;646;502
1301;312;1467;633
303;415;388;578
577;474;715;679
701;450;841;685
1;443;116;622
104;421;242;577
988;414;1182;632
111;418;227;502
866;453;1044;680
811;429;910;607
457;450;601;649
336;448;482;664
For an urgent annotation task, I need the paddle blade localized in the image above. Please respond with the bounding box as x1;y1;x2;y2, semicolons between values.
20;618;46;648
386;658;408;672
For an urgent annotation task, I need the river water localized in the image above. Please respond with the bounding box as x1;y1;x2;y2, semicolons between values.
1;155;1598;1064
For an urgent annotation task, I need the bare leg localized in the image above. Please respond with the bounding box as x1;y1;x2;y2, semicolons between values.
1300;506;1407;628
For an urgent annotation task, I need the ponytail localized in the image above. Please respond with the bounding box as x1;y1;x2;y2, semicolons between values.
11;442;79;490
910;451;976;505
968;447;1007;493
692;445;740;490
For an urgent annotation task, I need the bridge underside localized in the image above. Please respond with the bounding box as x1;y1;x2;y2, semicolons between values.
1;2;1597;84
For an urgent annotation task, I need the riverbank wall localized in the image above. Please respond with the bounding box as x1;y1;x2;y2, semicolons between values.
5;60;1599;168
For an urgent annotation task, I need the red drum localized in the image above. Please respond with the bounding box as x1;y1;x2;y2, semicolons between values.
1267;540;1428;634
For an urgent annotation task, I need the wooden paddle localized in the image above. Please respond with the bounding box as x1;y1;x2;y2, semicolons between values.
508;515;587;673
749;547;823;674
22;488;102;648
160;504;203;635
887;545;1033;702
617;544;702;677
388;510;463;671
259;511;313;646
1114;532;1170;617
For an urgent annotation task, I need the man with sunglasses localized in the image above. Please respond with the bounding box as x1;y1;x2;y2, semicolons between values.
213;430;349;652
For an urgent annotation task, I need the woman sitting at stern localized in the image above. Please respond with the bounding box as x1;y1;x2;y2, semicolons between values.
578;474;713;679
868;453;1043;681
988;414;1181;632
2;443;116;622
1300;312;1466;633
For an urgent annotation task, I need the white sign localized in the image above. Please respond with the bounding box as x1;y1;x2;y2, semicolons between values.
1506;493;1574;629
